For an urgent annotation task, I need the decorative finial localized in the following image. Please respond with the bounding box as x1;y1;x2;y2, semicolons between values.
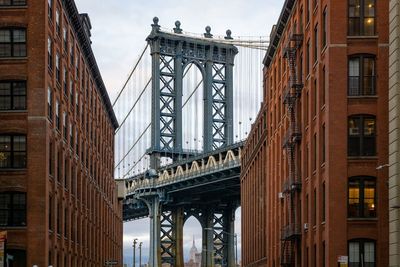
225;29;233;40
204;26;213;38
174;20;182;34
153;17;159;25
152;17;160;31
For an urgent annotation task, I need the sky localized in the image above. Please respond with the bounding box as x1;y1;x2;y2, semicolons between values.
74;0;284;266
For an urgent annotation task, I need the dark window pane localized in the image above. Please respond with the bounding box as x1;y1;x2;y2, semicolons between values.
0;30;10;42
13;29;25;42
0;96;11;110
0;0;12;5
13;96;25;109
0;44;11;57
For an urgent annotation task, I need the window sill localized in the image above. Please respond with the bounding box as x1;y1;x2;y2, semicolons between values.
0;110;27;113
347;217;378;222
0;168;27;172
348;156;378;160
0;226;27;229
0;57;27;61
347;95;377;99
0;5;28;9
347;35;378;39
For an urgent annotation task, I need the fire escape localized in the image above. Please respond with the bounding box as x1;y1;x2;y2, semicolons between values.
281;32;303;267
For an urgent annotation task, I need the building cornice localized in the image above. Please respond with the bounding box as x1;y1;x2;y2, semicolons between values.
263;0;296;68
62;0;119;130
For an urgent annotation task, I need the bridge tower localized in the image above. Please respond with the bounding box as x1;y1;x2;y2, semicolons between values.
142;17;238;267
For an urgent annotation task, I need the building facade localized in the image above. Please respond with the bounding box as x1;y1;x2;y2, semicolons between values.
389;0;400;266
241;0;389;266
0;0;123;266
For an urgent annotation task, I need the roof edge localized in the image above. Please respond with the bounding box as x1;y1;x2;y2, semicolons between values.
62;0;119;130
263;0;296;68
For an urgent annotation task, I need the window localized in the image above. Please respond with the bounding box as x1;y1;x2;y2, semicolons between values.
322;8;327;48
55;9;60;34
63;27;67;50
349;0;375;36
55;53;60;82
0;192;26;226
314;24;318;63
349;239;375;267
322;124;326;163
7;249;26;266
63;67;67;94
48;0;52;20
0;28;26;57
0;81;26;110
306;40;310;75
47;87;52;120
348;176;376;218
322;182;326;222
348;115;376;156
0;134;26;168
69;80;73;104
322;66;326;105
0;0;26;6
63;112;67;139
55;100;60;129
348;55;375;96
47;37;52;69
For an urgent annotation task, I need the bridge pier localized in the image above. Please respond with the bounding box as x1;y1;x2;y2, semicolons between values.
144;196;161;267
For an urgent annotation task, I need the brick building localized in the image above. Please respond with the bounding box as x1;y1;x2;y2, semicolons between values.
0;0;122;266
241;0;389;266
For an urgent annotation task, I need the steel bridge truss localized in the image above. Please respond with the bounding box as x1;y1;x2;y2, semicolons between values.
147;18;238;159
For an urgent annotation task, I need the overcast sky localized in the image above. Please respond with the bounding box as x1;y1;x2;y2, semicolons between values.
74;0;284;266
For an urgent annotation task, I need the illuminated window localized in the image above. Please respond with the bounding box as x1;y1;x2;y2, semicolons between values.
349;0;375;36
348;176;376;218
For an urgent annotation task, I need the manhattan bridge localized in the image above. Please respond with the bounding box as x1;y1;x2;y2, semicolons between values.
113;17;268;267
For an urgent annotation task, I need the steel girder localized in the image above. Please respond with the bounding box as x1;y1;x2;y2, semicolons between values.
146;19;238;158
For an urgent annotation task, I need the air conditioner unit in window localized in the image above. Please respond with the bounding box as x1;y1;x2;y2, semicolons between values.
278;192;284;199
304;223;309;230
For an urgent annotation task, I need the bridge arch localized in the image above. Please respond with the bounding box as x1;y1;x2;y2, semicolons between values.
182;62;204;151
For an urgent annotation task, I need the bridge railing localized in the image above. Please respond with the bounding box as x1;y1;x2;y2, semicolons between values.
126;147;242;195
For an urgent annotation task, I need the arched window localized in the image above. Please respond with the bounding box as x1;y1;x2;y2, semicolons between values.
348;0;375;36
0;28;26;57
348;239;376;267
348;115;376;156
348;176;376;218
348;55;376;96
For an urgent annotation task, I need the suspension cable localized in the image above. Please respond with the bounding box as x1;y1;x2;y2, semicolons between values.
115;78;152;133
112;44;149;107
123;152;147;178
115;123;151;170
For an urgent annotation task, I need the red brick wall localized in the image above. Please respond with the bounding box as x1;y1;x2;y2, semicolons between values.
0;1;123;266
241;0;389;266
